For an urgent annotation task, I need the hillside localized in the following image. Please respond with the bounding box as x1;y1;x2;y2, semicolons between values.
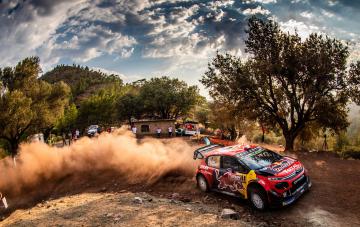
41;65;123;104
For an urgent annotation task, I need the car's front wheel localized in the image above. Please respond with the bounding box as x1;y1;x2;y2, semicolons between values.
248;187;268;210
197;174;209;192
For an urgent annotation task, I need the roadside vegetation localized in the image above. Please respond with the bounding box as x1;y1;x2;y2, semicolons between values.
1;17;360;159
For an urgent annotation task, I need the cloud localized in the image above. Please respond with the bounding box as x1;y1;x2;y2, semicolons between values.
245;0;277;4
279;19;322;39
300;11;313;19
243;6;271;15
90;67;127;80
0;0;84;66
0;0;359;80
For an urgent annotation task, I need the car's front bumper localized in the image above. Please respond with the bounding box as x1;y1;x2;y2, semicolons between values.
268;176;311;207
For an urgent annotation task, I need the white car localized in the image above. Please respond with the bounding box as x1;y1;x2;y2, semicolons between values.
87;125;99;136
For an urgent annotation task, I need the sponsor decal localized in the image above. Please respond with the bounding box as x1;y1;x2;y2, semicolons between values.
215;169;245;191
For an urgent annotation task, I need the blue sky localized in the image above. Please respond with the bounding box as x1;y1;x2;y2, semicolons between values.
1;0;360;96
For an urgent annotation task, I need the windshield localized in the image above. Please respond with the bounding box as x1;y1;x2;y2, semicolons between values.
236;147;283;170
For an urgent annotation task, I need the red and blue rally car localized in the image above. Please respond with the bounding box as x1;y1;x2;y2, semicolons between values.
194;144;311;210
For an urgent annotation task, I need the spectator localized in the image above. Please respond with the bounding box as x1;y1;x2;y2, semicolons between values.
132;126;137;135
168;126;173;137
75;129;80;140
62;132;67;146
156;127;161;138
67;131;72;145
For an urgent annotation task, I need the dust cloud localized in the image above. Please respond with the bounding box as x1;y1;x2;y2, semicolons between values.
0;128;198;196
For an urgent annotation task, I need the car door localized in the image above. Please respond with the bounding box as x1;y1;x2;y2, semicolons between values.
205;155;221;188
218;156;248;196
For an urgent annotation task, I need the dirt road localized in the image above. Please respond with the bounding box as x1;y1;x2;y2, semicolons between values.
0;143;359;226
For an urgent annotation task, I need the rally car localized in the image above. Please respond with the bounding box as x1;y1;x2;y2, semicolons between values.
193;144;311;210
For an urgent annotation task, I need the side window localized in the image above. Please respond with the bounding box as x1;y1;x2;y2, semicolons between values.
207;156;220;169
222;156;247;173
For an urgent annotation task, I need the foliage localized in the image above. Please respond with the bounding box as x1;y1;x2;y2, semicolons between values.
117;87;143;125
0;57;70;155
77;86;120;128
55;103;79;132
139;76;200;119
41;65;123;104
201;17;360;150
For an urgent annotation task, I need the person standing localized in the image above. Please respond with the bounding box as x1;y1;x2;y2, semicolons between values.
168;126;173;137
156;127;161;138
62;132;67;146
75;129;80;140
132;126;137;137
67;130;72;145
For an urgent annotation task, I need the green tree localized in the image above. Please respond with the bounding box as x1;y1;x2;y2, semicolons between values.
139;77;200;119
117;89;144;125
0;57;70;156
77;88;119;128
56;103;79;132
201;17;360;150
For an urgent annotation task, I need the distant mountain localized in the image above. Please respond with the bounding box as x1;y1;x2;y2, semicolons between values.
41;65;122;104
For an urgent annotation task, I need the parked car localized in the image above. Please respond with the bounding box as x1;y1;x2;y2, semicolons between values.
175;128;184;136
193;144;311;210
87;125;99;137
184;122;199;136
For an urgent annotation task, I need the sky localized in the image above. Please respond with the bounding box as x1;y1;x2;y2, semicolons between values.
1;0;360;96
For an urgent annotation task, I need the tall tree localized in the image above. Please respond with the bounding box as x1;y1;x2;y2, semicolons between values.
77;87;120;128
117;89;144;125
0;57;70;156
201;17;360;150
139;77;200;119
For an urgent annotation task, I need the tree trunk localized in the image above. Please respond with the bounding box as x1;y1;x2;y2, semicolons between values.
284;134;295;151
261;124;265;143
9;139;19;157
228;126;238;141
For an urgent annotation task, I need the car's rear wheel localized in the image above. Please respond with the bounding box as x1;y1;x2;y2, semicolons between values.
197;174;209;192
248;187;268;210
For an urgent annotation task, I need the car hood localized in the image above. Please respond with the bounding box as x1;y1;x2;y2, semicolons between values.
257;157;303;177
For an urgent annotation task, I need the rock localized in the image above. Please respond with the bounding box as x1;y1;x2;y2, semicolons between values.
186;207;192;211
46;205;51;209
256;222;268;227
133;197;143;204
170;193;180;199
119;190;127;193
169;199;178;204
220;208;240;220
100;187;107;192
147;198;153;202
106;213;113;217
179;196;191;203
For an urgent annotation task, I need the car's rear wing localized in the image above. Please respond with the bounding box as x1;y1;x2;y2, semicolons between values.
193;144;223;160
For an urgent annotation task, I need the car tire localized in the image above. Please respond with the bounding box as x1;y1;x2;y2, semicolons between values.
197;174;209;192
248;186;268;211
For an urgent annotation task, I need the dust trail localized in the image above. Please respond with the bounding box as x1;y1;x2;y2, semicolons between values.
0;128;198;196
237;135;249;145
